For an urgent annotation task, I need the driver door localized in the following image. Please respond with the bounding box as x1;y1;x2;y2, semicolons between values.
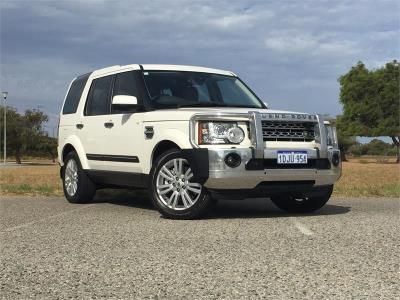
101;71;144;174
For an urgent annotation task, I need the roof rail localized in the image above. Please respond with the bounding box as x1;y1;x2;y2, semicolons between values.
94;65;121;73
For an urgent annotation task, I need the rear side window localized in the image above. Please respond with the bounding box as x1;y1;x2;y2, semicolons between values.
85;75;113;116
62;73;90;114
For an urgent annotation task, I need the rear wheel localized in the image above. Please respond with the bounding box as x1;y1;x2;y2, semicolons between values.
150;150;213;219
62;151;96;203
271;185;333;213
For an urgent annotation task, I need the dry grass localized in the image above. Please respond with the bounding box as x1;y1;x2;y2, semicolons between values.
1;157;399;197
333;158;400;197
0;165;62;196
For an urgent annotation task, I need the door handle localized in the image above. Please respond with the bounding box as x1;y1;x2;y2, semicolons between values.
104;122;114;128
76;124;84;129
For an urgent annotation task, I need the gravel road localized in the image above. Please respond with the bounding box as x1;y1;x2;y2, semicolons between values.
1;194;399;299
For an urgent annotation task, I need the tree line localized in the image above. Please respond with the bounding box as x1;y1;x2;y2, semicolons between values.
339;137;397;159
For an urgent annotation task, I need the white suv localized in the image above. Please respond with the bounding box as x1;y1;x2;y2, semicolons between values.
58;64;341;219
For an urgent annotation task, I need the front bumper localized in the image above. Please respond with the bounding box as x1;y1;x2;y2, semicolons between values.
188;112;341;191
203;148;341;189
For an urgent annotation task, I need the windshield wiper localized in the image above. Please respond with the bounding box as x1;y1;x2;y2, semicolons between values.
224;104;260;109
177;102;229;108
179;102;260;109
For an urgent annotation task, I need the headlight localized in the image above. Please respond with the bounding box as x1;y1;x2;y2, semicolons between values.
198;122;245;145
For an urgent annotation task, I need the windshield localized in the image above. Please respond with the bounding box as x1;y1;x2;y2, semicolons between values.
142;71;265;109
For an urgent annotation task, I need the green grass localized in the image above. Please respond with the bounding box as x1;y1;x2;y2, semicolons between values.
1;184;57;196
334;182;400;198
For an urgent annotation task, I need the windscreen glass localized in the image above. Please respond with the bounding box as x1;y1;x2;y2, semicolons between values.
142;71;264;109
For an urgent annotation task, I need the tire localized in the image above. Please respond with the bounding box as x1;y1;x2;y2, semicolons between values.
150;149;213;219
62;151;96;204
271;185;333;213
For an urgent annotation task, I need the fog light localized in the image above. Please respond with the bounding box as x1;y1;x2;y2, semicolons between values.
332;152;340;167
225;153;241;168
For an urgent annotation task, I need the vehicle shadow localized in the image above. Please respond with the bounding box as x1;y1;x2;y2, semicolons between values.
205;199;351;219
93;189;153;210
93;189;351;219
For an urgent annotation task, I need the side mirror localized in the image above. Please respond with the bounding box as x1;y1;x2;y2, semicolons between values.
112;95;138;106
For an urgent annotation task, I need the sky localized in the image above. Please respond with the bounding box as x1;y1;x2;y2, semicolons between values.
0;0;399;138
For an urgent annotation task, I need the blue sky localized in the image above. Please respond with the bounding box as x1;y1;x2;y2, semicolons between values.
0;0;399;137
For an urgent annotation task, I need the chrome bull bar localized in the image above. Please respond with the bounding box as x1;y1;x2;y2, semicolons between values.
189;111;333;159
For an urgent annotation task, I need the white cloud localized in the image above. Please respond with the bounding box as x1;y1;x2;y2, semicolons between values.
265;33;318;52
317;40;359;56
211;14;257;28
264;31;360;58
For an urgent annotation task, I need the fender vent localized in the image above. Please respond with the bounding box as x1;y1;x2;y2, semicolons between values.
144;126;154;139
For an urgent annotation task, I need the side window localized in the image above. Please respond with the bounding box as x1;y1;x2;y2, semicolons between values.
113;71;138;97
85;75;113;116
62;74;89;114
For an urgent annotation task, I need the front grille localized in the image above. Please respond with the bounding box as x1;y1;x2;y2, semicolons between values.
261;120;316;142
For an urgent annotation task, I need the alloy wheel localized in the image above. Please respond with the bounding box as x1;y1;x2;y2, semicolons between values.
64;159;78;196
156;158;202;210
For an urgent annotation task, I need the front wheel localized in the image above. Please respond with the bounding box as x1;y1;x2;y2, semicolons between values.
150;150;213;219
62;151;96;204
271;185;333;213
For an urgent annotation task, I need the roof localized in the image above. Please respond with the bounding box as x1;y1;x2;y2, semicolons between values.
89;64;236;78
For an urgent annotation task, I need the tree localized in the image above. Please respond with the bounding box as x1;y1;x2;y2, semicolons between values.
0;107;25;163
337;133;357;161
0;107;50;163
338;61;400;162
35;135;58;163
336;115;357;161
23;109;49;155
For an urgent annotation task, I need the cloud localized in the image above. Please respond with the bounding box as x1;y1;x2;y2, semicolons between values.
265;33;318;52
211;14;258;28
264;31;360;58
0;0;398;133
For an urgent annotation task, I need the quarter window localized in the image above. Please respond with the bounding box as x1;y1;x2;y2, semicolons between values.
62;74;89;114
85;75;113;116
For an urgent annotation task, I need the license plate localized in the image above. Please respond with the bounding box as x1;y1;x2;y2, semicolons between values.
277;151;308;164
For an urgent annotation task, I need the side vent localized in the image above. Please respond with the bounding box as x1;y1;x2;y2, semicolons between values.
144;126;154;139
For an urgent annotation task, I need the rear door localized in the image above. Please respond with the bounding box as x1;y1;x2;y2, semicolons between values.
59;73;90;162
78;75;114;170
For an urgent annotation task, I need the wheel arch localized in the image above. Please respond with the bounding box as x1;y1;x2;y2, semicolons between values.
60;136;89;169
62;144;76;163
151;140;181;166
150;141;209;185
